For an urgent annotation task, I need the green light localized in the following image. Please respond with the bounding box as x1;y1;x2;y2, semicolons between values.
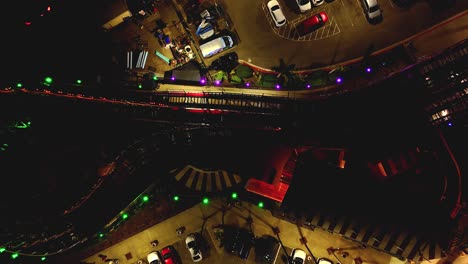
138;84;142;89
41;256;46;261
173;195;179;201
76;79;82;84
99;233;104;238
202;197;209;204
153;75;158;80
122;213;128;220
0;247;6;253
44;77;53;84
142;195;149;202
16;83;23;88
11;253;19;259
258;201;264;208
231;192;238;199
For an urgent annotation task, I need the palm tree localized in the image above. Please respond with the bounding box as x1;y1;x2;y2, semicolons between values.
272;59;296;88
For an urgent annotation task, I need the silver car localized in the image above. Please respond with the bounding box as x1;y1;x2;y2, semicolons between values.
267;0;287;27
362;0;382;20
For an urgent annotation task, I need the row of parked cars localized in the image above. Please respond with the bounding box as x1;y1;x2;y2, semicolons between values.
267;0;382;33
222;225;334;264
147;233;203;264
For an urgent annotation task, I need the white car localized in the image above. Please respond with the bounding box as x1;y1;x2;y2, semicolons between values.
291;248;307;264
185;234;203;262
267;0;287;27
311;0;325;6
296;0;312;12
361;0;382;20
147;251;162;264
318;258;334;264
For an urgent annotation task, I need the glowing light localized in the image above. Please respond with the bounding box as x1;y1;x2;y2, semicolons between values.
336;77;342;83
25;21;32;26
171;76;175;81
245;82;250;87
16;83;23;88
366;67;372;73
200;79;206;84
275;84;280;90
231;192;238;199
142;195;149;202
306;84;311;89
122;213;128;219
11;253;19;259
258;201;264;208
173;195;179;201
215;80;221;85
203;197;209;204
76;79;82;84
448;122;452;126
41;257;46;261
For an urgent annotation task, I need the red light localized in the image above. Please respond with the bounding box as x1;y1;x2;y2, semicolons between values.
25;21;32;26
47;6;51;12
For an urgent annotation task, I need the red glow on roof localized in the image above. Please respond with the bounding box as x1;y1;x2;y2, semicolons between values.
245;178;289;202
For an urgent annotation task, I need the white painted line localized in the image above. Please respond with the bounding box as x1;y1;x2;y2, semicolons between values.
327;23;332;37
340;0;355;27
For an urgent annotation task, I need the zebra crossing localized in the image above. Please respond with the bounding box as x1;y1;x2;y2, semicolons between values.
274;210;447;262
170;165;242;192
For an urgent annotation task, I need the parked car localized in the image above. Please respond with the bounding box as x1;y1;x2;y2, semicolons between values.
185;234;203;262
224;226;254;259
296;0;312;12
160;246;179;264
290;248;307;264
311;0;325;6
296;11;328;36
147;251;162;264
317;258;334;264
255;235;280;264
267;0;287;27
361;0;382;20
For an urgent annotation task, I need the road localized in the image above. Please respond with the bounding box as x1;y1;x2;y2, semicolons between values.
219;0;467;69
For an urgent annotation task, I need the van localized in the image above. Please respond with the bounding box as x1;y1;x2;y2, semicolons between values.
199;35;234;58
361;0;382;20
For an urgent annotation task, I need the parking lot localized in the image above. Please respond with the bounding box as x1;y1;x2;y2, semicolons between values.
139;227;299;264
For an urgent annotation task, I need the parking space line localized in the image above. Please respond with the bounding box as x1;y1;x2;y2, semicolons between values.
341;0;355;27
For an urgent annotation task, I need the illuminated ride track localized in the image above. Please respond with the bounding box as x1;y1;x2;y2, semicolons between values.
0;87;294;131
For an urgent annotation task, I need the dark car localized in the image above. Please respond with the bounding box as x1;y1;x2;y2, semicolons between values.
296;11;328;36
255;235;280;263
223;226;254;259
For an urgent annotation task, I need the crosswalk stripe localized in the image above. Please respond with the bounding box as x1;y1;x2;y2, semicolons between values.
406;239;425;260
185;169;197;188
195;172;204;191
403;236;420;258
206;173;212;192
363;224;378;244
214;171;222;191
175;166;191;181
384;229;401;251
338;217;352;235
222;171;232;187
